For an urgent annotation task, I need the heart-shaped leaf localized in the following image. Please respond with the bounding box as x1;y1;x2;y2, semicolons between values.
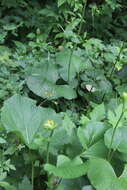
26;62;77;100
1;95;60;147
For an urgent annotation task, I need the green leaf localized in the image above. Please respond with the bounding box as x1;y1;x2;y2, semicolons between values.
82;186;93;190
58;0;66;7
55;85;77;100
98;80;112;94
0;137;6;144
104;126;127;153
1;94;59;147
56;177;86;190
77;122;107;149
81;140;108;159
27;62;77;100
66;129;83;158
3;23;20;31
108;104;123;128
18;176;33;190
90;103;105;121
120;165;127;180
62;113;76;136
56;49;84;82
117;65;127;79
48;126;70;155
88;158;116;190
27;76;77;99
44;155;88;178
88;158;127;190
0;182;16;190
0;172;7;182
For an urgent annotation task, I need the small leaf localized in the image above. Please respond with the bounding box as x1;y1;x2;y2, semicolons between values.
0;137;6;144
90;103;105;121
58;0;66;7
108;104;123;128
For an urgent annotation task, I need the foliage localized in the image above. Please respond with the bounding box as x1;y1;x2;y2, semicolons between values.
0;0;127;189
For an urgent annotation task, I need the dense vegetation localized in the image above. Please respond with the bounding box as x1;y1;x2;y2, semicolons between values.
0;0;127;189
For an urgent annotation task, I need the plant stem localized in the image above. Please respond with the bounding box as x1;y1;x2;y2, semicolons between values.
31;161;34;189
109;41;125;78
101;41;124;103
46;130;54;163
107;99;125;161
68;0;87;83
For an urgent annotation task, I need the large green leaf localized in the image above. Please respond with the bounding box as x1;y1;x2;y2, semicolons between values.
1;95;60;146
27;76;77;99
44;155;88;179
88;158;127;190
27;61;59;84
26;62;77;100
77;121;107;149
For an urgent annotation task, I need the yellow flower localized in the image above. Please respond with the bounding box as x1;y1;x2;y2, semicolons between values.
43;120;57;130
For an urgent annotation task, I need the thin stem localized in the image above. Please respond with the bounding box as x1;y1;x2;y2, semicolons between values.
31;161;34;189
109;41;125;78
77;0;87;36
46;130;54;163
38;98;49;107
101;42;124;103
67;0;87;82
68;49;74;82
107;99;125;161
